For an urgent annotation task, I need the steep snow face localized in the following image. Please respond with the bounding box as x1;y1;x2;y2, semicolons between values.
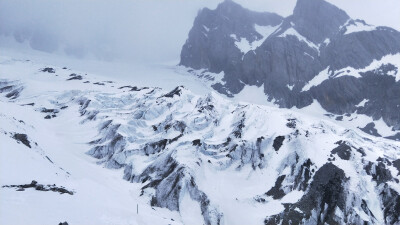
1;54;400;225
278;27;319;52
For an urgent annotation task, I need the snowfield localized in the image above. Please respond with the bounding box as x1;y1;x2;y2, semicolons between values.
1;50;400;225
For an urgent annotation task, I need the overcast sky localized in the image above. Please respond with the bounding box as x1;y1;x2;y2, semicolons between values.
0;0;399;63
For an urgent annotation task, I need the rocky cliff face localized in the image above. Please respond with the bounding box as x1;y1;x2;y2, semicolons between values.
180;0;400;137
180;0;282;94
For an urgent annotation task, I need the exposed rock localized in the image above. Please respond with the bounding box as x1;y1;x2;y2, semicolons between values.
359;122;382;137
163;86;184;98
180;0;400;133
93;82;105;86
12;133;31;148
67;73;83;81
266;175;286;199
273;136;285;151
40;67;55;73
393;159;400;175
180;0;282;74
365;162;393;185
2;180;74;195
331;141;352;160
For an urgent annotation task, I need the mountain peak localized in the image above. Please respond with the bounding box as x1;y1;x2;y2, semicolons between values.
215;0;246;14
217;0;240;8
292;0;350;43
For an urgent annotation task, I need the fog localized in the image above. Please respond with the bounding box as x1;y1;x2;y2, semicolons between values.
0;0;399;63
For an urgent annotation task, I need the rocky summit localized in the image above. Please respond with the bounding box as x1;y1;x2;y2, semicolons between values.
180;0;400;139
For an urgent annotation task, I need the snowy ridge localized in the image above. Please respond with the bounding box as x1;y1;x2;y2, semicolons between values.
278;27;319;52
301;67;330;92
1;55;400;224
333;53;400;80
302;53;400;92
342;19;376;35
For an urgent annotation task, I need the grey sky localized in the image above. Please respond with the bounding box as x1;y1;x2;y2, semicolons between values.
0;0;399;63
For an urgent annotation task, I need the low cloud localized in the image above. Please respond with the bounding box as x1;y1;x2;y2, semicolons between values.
1;0;398;63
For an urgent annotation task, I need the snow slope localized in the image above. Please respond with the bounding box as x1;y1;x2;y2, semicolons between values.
1;52;400;225
0;57;185;225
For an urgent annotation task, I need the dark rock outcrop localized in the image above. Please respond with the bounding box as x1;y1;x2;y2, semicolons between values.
272;136;285;151
180;0;282;76
359;122;382;137
265;163;349;224
40;67;55;73
12;133;31;148
2;180;74;195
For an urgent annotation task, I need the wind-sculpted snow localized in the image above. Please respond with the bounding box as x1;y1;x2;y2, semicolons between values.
49;83;400;224
1;57;400;224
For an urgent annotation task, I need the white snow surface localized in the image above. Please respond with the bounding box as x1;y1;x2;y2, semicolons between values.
356;99;369;107
302;67;331;92
1;50;400;225
343;20;376;35
333;53;400;81
233;84;278;107
278;27;319;52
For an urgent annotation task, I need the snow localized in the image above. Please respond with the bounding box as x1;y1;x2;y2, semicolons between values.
254;24;278;42
0;46;213;96
333;66;363;79
280;190;303;204
180;190;205;225
356;99;369;107
344;20;376;35
303;52;314;60
302;67;330;92
175;66;226;87
197;165;285;225
333;53;400;81
278;27;319;52
233;84;278;107
287;84;294;91
0;102;181;225
302;53;400;93
234;38;253;54
323;38;331;46
292;99;398;138
232;24;279;54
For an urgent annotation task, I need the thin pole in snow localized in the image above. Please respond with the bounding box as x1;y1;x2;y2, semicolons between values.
137;204;138;214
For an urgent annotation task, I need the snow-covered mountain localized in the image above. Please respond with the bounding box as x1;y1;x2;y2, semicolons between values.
1;51;400;224
180;0;400;140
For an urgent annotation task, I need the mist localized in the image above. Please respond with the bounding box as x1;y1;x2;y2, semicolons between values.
1;0;399;64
